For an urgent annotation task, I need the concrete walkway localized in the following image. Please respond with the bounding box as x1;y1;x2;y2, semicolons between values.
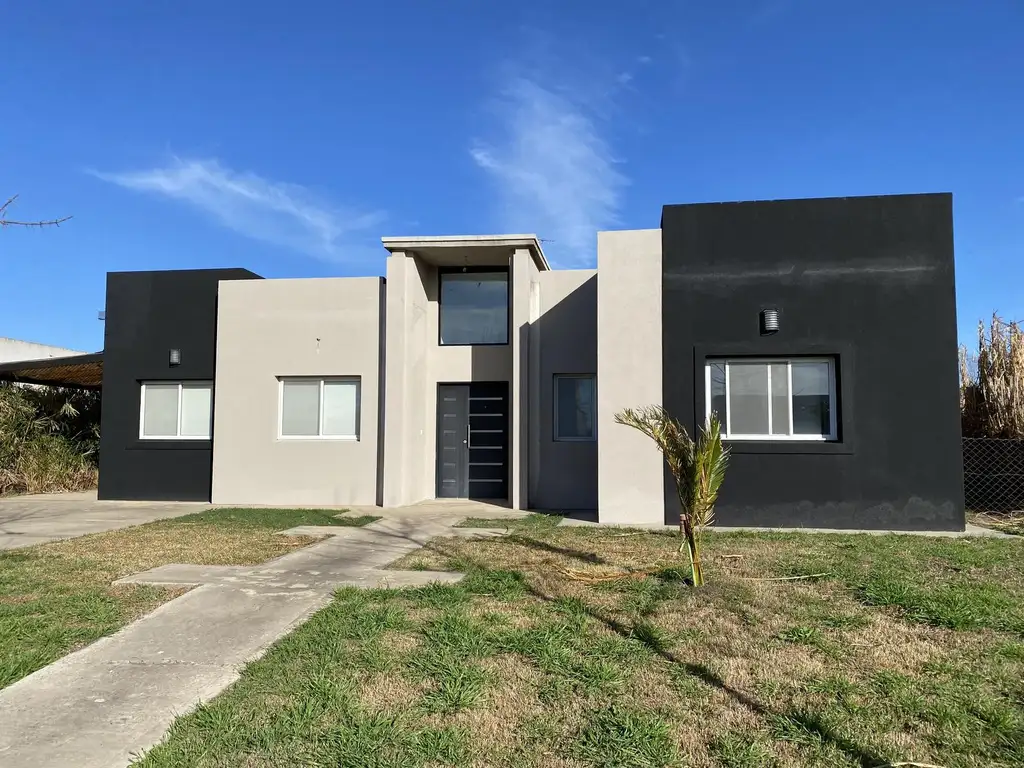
0;491;205;550
0;509;508;768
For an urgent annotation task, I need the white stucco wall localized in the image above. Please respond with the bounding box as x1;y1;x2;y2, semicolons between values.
0;338;85;363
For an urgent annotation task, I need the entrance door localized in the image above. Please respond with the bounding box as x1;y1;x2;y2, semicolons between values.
436;382;508;499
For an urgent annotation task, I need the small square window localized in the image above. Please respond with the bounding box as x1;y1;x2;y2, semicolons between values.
706;358;836;441
139;381;212;439
554;375;596;441
279;378;360;439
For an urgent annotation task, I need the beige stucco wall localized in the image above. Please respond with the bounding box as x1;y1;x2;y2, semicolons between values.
382;253;430;506
597;229;664;524
211;277;384;506
532;269;598;510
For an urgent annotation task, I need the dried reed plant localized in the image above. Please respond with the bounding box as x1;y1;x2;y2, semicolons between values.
960;314;1024;439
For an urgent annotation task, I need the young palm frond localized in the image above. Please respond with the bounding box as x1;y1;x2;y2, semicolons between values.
614;406;694;482
614;406;729;586
691;413;729;541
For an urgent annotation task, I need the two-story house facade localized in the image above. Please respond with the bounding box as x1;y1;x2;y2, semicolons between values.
83;193;965;530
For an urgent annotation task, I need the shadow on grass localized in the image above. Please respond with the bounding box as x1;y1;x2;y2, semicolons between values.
413;534;886;768
505;534;608;565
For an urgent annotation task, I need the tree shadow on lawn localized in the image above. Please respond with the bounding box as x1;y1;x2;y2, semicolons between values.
504;533;608;565
412;534;887;768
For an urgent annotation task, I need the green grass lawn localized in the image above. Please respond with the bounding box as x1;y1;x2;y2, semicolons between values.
133;516;1024;768
0;507;379;689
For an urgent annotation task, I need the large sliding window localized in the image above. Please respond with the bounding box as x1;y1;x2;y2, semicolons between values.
139;381;213;439
706;358;837;441
439;268;509;345
279;378;360;439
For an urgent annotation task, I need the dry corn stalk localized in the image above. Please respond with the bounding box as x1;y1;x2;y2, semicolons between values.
960;314;1024;439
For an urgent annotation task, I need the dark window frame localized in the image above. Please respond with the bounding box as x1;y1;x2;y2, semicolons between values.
438;266;510;347
705;357;837;441
693;344;855;456
553;374;597;442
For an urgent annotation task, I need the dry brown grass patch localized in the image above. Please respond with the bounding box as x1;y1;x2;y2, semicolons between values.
42;522;317;580
360;671;425;712
383;631;422;656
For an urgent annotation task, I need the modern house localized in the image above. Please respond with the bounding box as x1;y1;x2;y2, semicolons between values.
0;193;966;530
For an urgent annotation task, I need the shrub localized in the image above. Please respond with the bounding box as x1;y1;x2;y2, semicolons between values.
0;383;99;495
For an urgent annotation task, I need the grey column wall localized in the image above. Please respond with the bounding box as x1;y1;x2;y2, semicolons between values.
382;252;430;507
596;229;664;524
532;269;598;510
511;246;538;510
211;277;384;506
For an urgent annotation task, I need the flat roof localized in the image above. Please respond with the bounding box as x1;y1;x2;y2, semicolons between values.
0;352;103;389
381;234;550;271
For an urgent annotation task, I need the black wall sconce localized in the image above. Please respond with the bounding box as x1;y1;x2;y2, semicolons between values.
169;349;181;366
760;308;780;335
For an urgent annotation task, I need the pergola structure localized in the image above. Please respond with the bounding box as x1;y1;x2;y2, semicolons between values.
0;352;103;389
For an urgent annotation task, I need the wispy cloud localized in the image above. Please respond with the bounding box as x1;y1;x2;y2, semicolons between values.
90;158;384;262
747;0;795;26
470;76;628;267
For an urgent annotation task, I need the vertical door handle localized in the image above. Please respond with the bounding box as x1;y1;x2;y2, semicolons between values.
465;424;471;448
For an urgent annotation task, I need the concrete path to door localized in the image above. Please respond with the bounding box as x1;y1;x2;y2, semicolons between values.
0;491;205;550
0;502;520;768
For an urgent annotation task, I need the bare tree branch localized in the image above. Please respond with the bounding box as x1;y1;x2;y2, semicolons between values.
0;195;72;228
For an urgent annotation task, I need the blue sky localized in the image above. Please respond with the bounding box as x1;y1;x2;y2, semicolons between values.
2;0;1021;353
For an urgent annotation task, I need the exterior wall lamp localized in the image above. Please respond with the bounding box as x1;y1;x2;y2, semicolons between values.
760;308;780;335
169;349;181;366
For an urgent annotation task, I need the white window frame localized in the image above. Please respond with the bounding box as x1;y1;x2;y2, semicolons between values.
277;377;361;440
553;374;597;442
138;381;213;440
705;358;837;441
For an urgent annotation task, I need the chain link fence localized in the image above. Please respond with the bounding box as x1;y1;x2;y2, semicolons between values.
963;437;1024;512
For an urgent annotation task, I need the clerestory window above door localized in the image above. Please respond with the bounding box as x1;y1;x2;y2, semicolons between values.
439;268;509;345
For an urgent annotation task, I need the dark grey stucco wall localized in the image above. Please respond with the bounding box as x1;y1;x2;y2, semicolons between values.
98;268;261;501
661;193;964;530
532;271;598;510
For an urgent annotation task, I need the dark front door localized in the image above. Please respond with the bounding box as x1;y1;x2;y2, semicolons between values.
436;382;508;499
